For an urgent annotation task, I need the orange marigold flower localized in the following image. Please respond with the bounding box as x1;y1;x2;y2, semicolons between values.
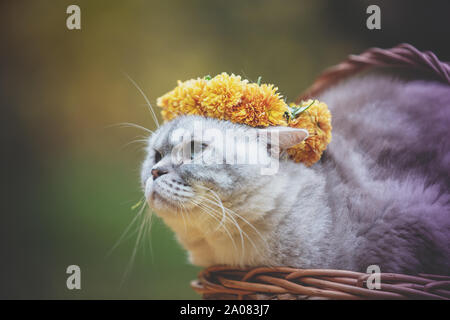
286;100;332;166
201;73;245;119
156;74;332;166
230;83;286;127
157;78;207;121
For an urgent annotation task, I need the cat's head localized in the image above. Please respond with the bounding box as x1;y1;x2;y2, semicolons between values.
141;115;308;218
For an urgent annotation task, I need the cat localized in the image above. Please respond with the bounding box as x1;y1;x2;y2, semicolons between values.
140;70;450;275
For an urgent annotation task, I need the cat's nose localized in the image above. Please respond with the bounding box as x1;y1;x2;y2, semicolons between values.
151;168;168;180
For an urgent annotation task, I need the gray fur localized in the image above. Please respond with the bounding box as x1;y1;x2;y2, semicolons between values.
141;71;450;274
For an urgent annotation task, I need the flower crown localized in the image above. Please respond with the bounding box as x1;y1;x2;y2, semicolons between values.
157;72;332;166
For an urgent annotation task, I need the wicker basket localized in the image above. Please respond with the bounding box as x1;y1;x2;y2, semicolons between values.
191;44;450;300
297;43;449;101
191;266;450;300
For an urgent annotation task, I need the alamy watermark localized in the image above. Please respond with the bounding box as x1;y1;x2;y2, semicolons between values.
366;265;381;289
66;265;81;290
164;120;284;176
66;5;81;30
366;5;381;30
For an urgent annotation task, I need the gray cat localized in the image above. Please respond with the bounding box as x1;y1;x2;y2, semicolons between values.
141;71;450;275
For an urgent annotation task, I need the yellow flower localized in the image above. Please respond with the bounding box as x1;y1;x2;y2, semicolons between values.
286;100;332;166
230;83;287;127
156;74;332;166
157;72;288;127
157;78;207;120
201;73;245;119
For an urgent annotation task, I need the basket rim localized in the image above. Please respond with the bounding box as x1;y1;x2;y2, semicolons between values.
192;265;450;300
297;43;450;102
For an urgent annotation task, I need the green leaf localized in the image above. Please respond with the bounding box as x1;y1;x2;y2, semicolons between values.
131;198;144;210
256;76;262;86
291;100;316;118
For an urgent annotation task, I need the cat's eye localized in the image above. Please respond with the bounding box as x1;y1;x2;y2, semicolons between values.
189;141;207;160
154;150;162;163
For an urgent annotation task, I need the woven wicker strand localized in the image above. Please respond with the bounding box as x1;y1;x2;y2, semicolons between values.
297;43;450;102
191;266;450;300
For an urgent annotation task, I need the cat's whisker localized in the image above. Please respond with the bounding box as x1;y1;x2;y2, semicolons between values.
224;205;265;239
197;186;228;227
109;122;154;134
190;198;220;226
204;197;262;266
203;186;268;249
195;195;230;228
193;201;233;241
225;206;269;252
121;207;151;286
143;209;154;259
108;196;147;257
178;202;188;233
196;194;227;231
195;194;250;266
197;195;246;256
191;199;239;253
197;186;268;255
124;73;160;128
191;198;225;230
197;198;236;237
121;137;149;150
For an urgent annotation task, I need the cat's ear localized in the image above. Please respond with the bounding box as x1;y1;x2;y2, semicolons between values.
258;126;308;150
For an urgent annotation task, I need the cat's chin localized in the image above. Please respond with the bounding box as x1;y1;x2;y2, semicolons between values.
147;189;195;215
147;191;178;211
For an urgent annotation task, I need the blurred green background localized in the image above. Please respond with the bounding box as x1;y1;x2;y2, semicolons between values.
1;0;449;299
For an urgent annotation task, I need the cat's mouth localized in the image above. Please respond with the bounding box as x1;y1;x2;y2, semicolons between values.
145;176;195;211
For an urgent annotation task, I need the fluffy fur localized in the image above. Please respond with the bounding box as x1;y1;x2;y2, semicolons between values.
141;71;450;274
